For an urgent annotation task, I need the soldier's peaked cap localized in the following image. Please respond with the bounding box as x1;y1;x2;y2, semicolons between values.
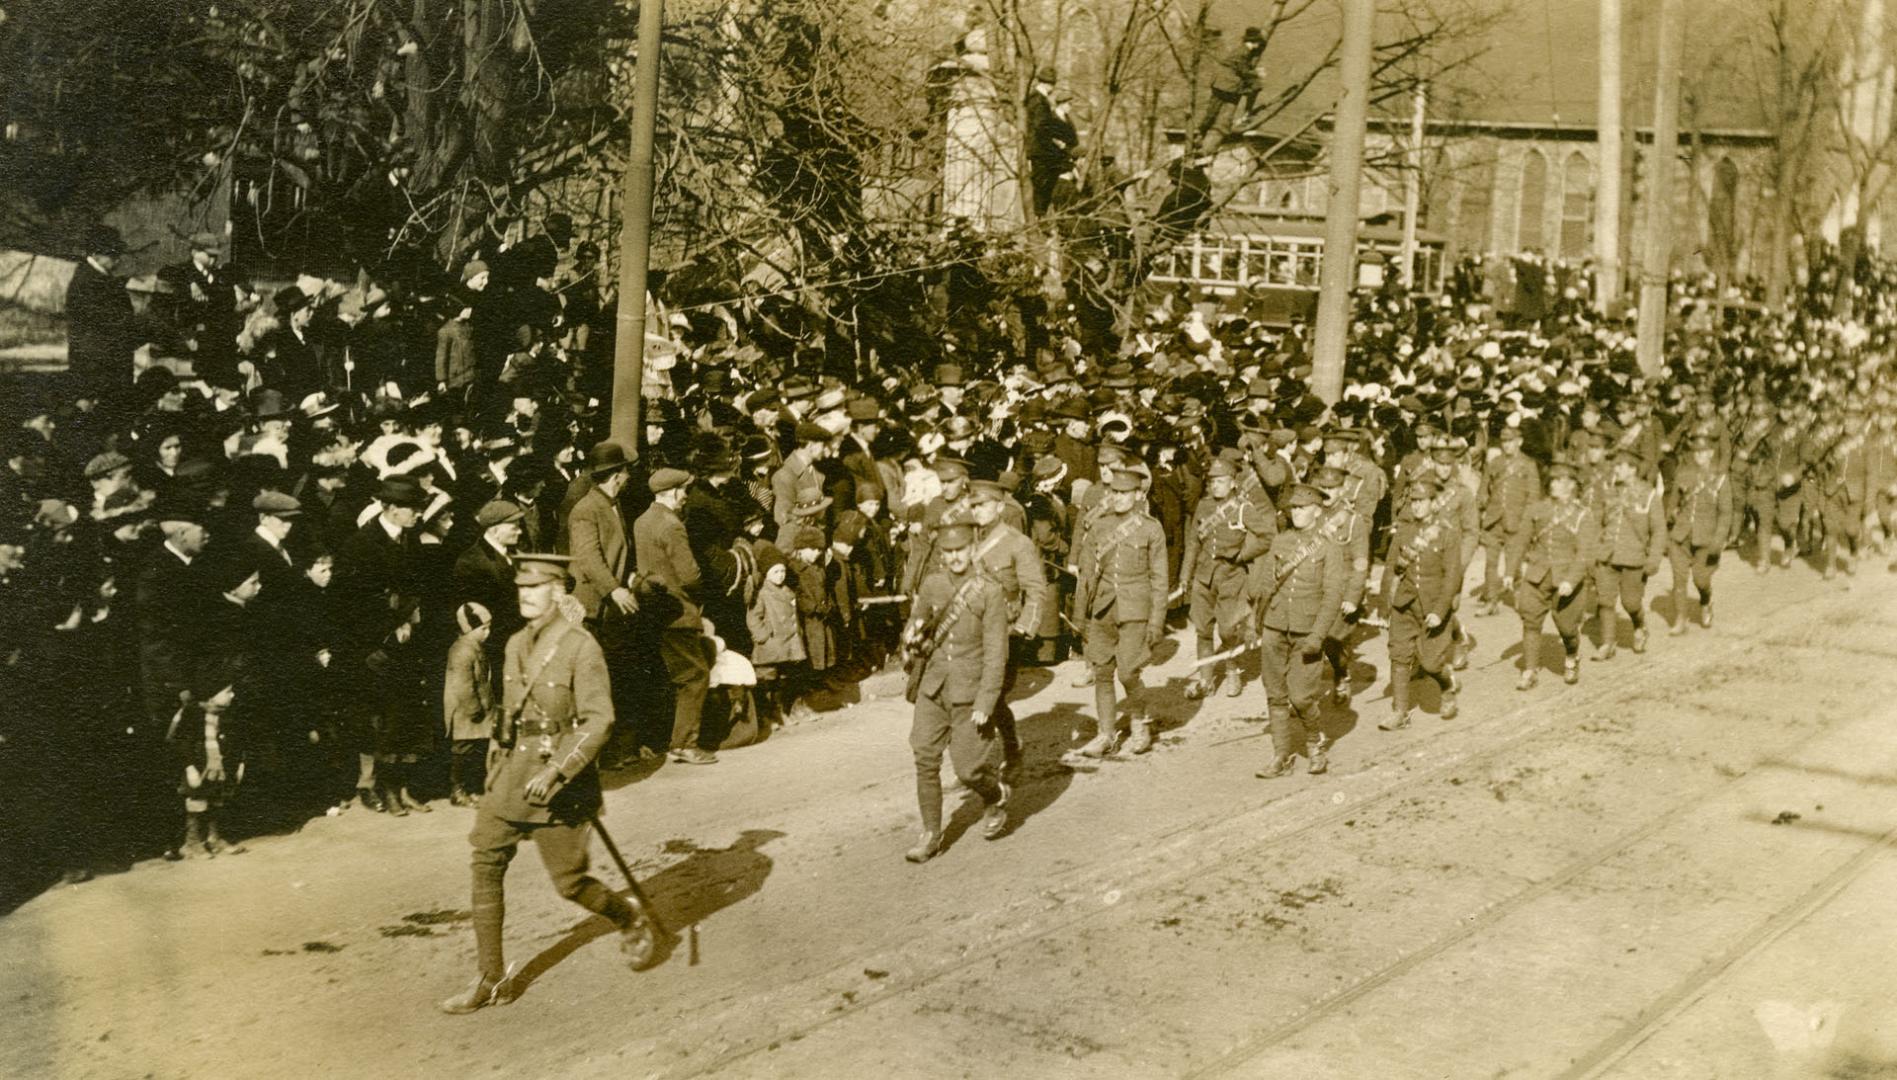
513;553;573;586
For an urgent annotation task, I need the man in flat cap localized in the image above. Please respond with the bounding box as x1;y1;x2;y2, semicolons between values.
900;522;1011;861
634;467;715;764
441;553;660;1013
456;500;526;666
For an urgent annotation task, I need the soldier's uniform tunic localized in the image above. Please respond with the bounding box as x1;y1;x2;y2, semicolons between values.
1073;498;1168;741
1478;447;1540;604
1666;456;1735;624
1591;471;1666;649
1177;488;1273;690
905;565;1008;837
1508;494;1600;681
1381;512;1460;718
467;607;632;982
1254;523;1350;766
969;518;1047;769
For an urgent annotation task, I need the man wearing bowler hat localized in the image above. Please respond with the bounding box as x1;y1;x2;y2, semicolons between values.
441;554;657;1013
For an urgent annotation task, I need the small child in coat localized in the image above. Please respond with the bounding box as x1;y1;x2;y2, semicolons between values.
746;543;805;728
443;602;499;807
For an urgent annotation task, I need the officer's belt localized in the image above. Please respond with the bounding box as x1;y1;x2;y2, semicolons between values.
517;718;569;739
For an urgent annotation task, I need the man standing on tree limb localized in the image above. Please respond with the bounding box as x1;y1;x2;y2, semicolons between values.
440;554;657;1014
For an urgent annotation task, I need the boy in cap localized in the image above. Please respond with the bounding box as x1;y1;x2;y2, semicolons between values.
899;522;1011;861
1252;483;1350;778
442;554;661;1013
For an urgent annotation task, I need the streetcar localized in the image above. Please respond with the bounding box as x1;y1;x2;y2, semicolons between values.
1146;212;1448;327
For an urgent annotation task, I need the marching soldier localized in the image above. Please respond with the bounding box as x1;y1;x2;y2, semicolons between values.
1590;447;1666;658
1759;401;1806;571
1476;424;1540;615
1378;477;1460;730
1507;461;1599;690
1178;455;1273;700
441;554;659;1014
1072;470;1168;758
1427;435;1480;669
1665;432;1735;632
1819;405;1871;578
900;523;1010;863
1253;484;1350;778
966;479;1047;775
902;458;972;594
1310;465;1372;705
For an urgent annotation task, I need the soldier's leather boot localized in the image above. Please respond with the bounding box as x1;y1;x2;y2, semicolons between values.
1071;667;1095;688
1668;614;1687;636
1126;714;1154;755
1078;681;1120;757
1594;639;1616;661
1183;672;1210;700
1221;669;1244;698
1453;631;1475;670
1378;710;1411;731
1700;599;1713;628
1631;626;1648;654
438;968;520;1014
1516;668;1538;692
904;831;944;863
1306;742;1330;775
1563;654;1580;684
1440;673;1460;720
1254;755;1295;779
617;907;666;971
981;782;1011;840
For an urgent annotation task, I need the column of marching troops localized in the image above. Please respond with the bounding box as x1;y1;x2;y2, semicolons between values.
12;215;1897;1010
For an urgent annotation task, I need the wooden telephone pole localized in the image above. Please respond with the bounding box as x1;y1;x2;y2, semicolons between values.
610;0;667;447
1634;0;1682;377
1310;0;1375;404
1595;0;1623;314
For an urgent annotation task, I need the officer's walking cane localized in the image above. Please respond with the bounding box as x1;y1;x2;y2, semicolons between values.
590;815;673;962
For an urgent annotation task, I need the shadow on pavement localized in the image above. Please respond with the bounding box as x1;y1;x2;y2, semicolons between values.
511;828;784;993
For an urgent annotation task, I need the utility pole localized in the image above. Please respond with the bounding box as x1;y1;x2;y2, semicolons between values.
1634;0;1681;377
611;0;667;448
1310;0;1374;404
1400;81;1427;286
1595;0;1622;315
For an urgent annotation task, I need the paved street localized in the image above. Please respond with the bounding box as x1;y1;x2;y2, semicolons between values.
5;561;1896;1080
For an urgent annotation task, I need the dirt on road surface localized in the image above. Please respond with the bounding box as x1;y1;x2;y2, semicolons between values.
6;563;1897;1080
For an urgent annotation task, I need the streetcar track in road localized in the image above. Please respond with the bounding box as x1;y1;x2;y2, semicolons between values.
1178;711;1853;1080
1557;823;1897;1080
676;590;1851;1078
